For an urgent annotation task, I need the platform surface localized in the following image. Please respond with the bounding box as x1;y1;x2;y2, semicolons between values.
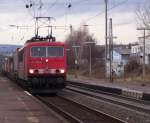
0;76;65;123
67;74;150;93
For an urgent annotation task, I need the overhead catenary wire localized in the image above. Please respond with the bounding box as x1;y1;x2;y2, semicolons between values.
22;0;47;35
19;0;130;40
64;0;90;31
22;0;130;27
42;0;59;16
85;0;129;22
23;0;45;17
48;0;93;21
73;0;90;5
22;0;35;18
55;0;129;29
10;0;36;40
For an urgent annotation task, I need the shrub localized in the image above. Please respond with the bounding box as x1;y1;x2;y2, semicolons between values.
124;60;142;75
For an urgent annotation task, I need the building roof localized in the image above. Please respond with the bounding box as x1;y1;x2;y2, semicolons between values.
114;47;131;55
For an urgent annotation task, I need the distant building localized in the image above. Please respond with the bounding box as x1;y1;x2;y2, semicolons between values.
138;37;150;64
106;45;131;77
131;38;150;65
113;47;131;76
131;42;142;63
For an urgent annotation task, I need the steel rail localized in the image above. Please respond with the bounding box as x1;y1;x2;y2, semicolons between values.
66;82;150;115
36;95;125;123
36;96;83;123
59;95;125;123
67;81;150;104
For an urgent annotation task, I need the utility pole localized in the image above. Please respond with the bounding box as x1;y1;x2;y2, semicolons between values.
70;25;79;78
108;18;116;82
105;0;108;60
105;0;108;78
137;28;150;78
89;45;92;77
109;18;112;82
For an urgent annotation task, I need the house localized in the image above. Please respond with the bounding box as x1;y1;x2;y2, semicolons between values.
106;45;131;77
113;47;131;76
131;42;142;63
130;38;150;65
137;37;150;64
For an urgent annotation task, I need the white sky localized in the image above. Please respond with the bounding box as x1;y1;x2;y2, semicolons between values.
0;0;148;45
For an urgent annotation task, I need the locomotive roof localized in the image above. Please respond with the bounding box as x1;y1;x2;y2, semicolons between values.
18;41;65;52
25;41;65;47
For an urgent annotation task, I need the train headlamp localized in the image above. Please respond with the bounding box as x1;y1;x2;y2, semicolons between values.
46;59;49;62
60;69;65;73
29;69;34;74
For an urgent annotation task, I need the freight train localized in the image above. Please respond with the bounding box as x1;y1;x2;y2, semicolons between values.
2;37;67;93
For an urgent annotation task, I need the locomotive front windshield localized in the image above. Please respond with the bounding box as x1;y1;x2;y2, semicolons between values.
31;46;64;57
47;47;63;57
31;47;46;57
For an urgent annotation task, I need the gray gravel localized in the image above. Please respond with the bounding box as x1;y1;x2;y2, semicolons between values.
59;89;150;123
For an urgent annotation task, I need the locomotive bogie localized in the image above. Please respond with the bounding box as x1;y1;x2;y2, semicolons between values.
27;76;66;88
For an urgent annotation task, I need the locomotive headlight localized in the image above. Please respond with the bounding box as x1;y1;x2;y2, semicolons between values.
29;69;34;74
60;69;65;73
46;59;49;62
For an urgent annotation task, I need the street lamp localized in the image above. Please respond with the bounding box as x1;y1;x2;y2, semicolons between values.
84;42;96;77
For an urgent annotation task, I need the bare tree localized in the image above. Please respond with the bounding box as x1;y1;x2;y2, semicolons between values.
65;25;97;68
136;2;150;28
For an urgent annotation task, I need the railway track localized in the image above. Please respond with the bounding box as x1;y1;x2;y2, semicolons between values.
16;79;150;122
36;95;125;123
66;81;150;115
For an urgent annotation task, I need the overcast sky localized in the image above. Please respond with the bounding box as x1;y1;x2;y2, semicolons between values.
0;0;149;45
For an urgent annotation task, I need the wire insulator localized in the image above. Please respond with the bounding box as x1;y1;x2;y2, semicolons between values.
68;3;72;8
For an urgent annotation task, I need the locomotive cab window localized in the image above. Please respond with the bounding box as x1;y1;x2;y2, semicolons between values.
48;47;64;57
31;47;46;57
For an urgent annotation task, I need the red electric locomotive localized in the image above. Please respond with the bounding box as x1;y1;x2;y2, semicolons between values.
13;37;67;93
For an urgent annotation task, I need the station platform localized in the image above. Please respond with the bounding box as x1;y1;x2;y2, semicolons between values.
0;76;65;123
67;74;150;101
